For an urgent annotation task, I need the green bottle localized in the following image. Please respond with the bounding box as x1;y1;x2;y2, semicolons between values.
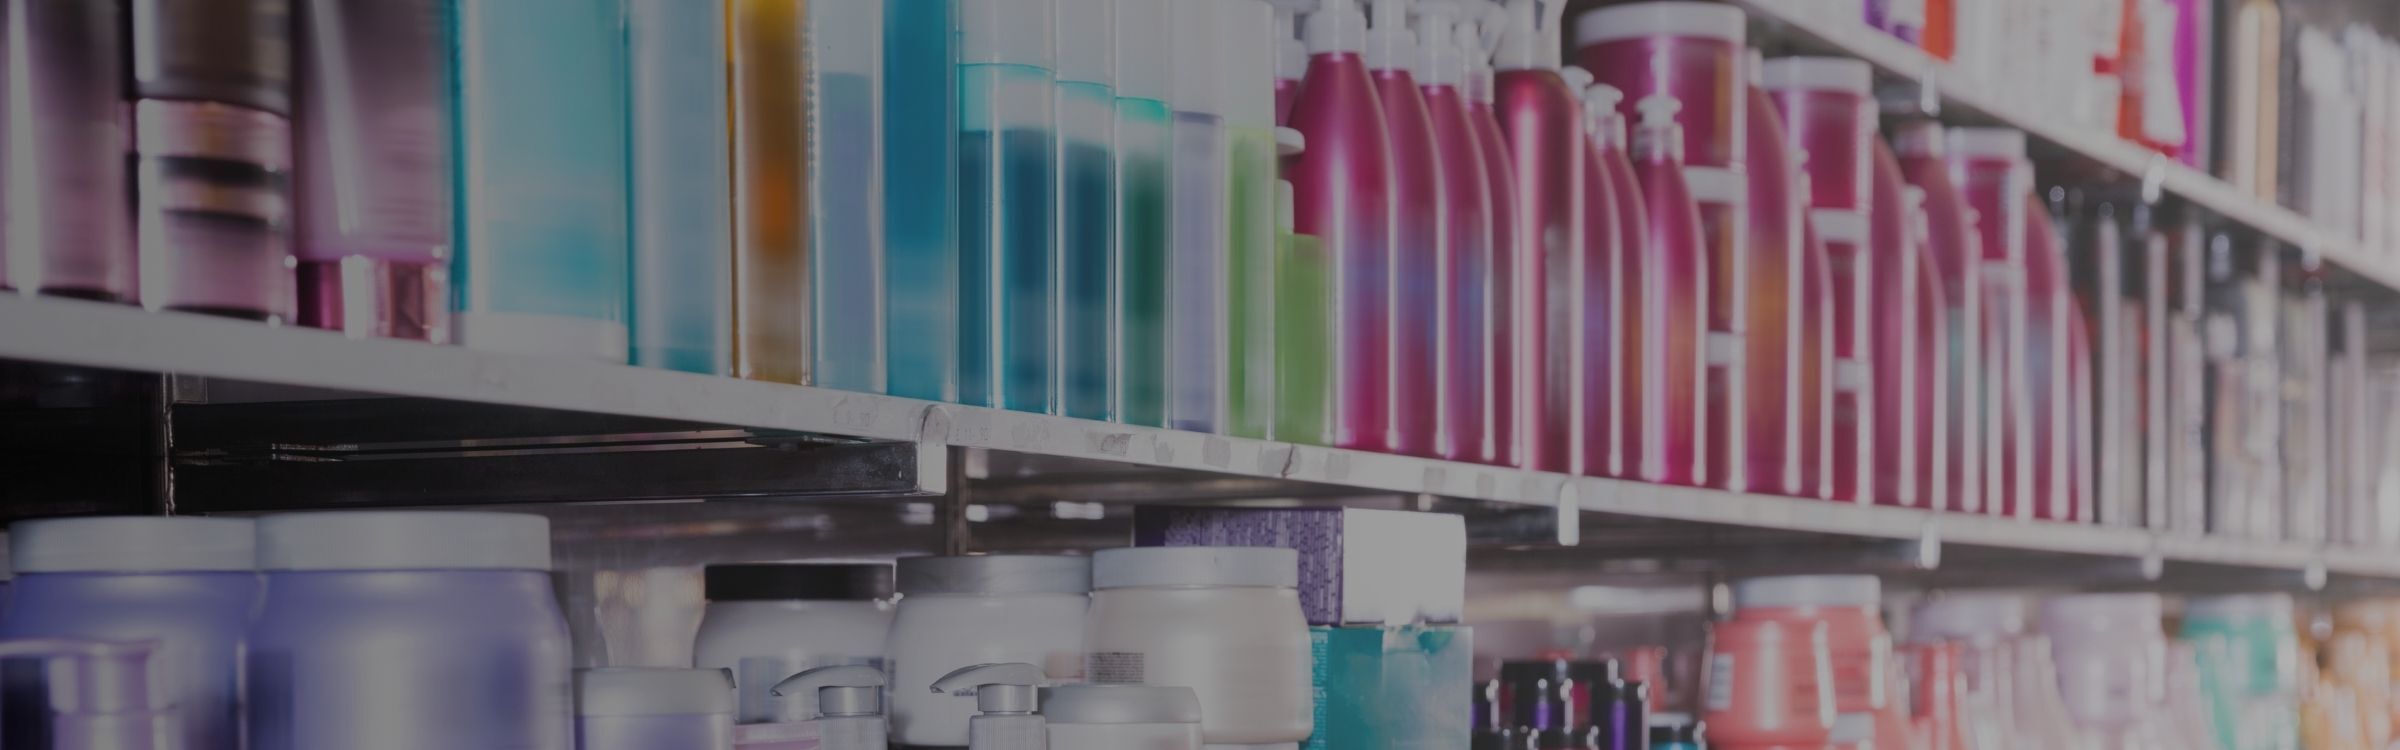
1273;168;1332;446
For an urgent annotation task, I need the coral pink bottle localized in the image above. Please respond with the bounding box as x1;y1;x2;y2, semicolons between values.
1369;0;1443;458
1565;66;1623;478
1623;94;1707;486
1463;7;1521;467
1732;576;1897;750
1491;0;1582;474
1583;80;1648;479
1738;50;1810;498
1948;128;2032;521
1765;57;1878;504
1288;0;1395;453
2024;191;2080;522
1578;2;1750;491
1705;616;1837;749
1894;122;1984;515
1417;1;1493;464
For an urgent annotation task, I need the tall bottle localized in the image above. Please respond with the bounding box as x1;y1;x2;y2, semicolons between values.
1625;94;1707;487
1586;83;1651;480
294;0;450;341
1463;7;1520;467
886;0;962;401
1764;57;1876;503
729;0;807;381
1288;0;1394;451
1907;184;1951;513
1275;130;1334;445
1059;0;1117;419
1417;1;1493;464
1565;66;1623;479
1856;129;1933;508
628;0;733;374
1165;0;1228;431
1577;2;1749;489
1226;0;1281;439
959;0;1059;412
1948;127;2031;520
811;0;889;391
1115;0;1172;426
453;0;630;361
1894;121;1983;515
1735;49;1808;498
1369;0;1443;456
4;1;124;301
1491;0;1582;474
132;0;295;322
2024;191;2080;522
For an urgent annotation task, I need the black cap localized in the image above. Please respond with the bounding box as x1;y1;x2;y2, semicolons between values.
705;563;894;602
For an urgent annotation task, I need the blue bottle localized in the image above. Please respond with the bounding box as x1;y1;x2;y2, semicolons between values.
811;0;889;392
958;0;1059;412
628;0;733;374
885;0;962;401
1056;0;1117;420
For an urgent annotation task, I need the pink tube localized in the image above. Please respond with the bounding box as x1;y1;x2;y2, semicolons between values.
1377;65;1443;459
1948;129;2031;520
1424;79;1493;464
1289;49;1395;453
1766;58;1876;503
1894;121;1983;515
1493;68;1584;474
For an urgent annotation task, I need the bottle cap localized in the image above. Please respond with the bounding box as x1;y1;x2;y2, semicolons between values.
1174;0;1225;114
1575;1;1745;47
1582;81;1626;146
1731;575;1881;609
1057;0;1115;85
1223;0;1277;127
1306;0;1369;54
1946;127;2026;160
576;668;736;717
1040;684;1203;725
704;563;894;602
1414;1;1466;85
1367;0;1417;72
1092;547;1300;589
1494;0;1567;71
257;512;550;571
773;664;888;718
1277;126;1307;157
1267;1;1308;81
1559;65;1592;94
11;517;255;574
1116;0;1172;102
961;0;1056;67
897;555;1092;595
1633;92;1685;158
1759;56;1873;96
931;663;1047;714
1891;119;1945;157
1461;3;1502;102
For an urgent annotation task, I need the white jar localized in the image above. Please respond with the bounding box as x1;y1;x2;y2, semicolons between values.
693;563;894;724
886;555;1092;747
1043;684;1203;750
1084;547;1312;746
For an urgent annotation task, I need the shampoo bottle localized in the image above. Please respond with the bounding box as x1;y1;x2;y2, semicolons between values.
1370;0;1444;457
1058;0;1118;418
1737;49;1809;498
728;0;808;381
1587;82;1651;480
131;0;294;322
1567;67;1624;480
1226;0;1282;439
1491;0;1583;474
1288;0;1394;452
2;0;130;303
959;0;1060;412
1763;57;1877;504
1857;131;1933;509
629;0;734;375
810;0;889;391
2024;190;2080;522
770;665;888;750
931;663;1049;750
1948;127;2032;521
886;0;962;401
1895;121;1983;515
1115;0;1172;426
1166;0;1230;432
1416;1;1494;464
1624;94;1707;488
1464;4;1521;468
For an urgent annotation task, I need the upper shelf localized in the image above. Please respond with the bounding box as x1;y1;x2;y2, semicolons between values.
1735;0;2400;291
1;293;2389;587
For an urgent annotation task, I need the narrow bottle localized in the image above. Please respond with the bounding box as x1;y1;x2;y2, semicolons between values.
628;0;733;374
730;0;807;381
1625;94;1706;487
1733;49;1806;498
1164;0;1228;431
2023;190;2078;522
1417;1;1494;464
131;0;295;322
1058;0;1117;418
1289;0;1393;451
1115;0;1172;426
1591;84;1650;480
1564;66;1622;479
1225;0;1281;439
1947;127;2030;520
1894;120;1983;515
293;0;451;341
453;0;631;361
1855;128;1929;508
3;1;131;302
1274;130;1334;445
1491;0;1582;473
1462;8;1520;467
1764;56;1877;503
1368;0;1443;455
959;0;1059;412
885;0;962;401
811;0;889;391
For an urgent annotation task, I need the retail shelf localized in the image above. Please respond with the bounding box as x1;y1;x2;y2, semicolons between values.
1735;0;2400;292
5;293;2397;585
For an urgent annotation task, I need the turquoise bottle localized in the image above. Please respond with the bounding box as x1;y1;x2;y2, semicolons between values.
958;0;1059;412
885;0;961;401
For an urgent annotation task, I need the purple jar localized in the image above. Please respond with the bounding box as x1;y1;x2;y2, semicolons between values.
0;517;259;750
246;512;572;750
576;668;737;750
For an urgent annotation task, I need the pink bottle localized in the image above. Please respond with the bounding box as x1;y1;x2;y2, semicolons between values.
1765;57;1878;504
1490;0;1582;474
1732;576;1901;750
1577;2;1750;491
1369;0;1443;458
1801;212;1835;500
2023;191;2080;522
1623;94;1707;486
1894;121;1984;515
1463;7;1521;468
1864;134;1945;510
1739;50;1810;498
1912;191;1951;515
1947;128;2031;521
1706;617;1837;749
1583;81;1648;479
1289;0;1395;453
1417;1;1493;464
1565;66;1623;478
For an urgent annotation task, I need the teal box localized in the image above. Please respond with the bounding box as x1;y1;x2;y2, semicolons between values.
1307;625;1472;750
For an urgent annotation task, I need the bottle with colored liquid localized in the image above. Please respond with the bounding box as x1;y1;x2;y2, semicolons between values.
1563;65;1622;480
1729;49;1806;499
958;0;1059;412
3;0;131;303
1225;0;1281;439
628;0;733;375
1369;0;1442;456
886;0;962;401
1895;121;1983;515
1580;80;1644;479
1491;0;1581;474
1855;129;1935;508
1115;0;1171;426
1275;130;1333;445
1948;127;2031;520
729;0;807;381
2024;190;2080;522
132;0;295;323
811;0;890;391
1624;93;1706;487
1416;0;1493;464
1462;6;1520;467
1288;0;1394;452
1165;0;1228;431
1765;56;1878;504
1058;0;1117;418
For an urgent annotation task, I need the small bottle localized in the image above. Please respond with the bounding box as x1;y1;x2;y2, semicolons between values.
1165;0;1230;432
884;0;963;401
628;0;733;374
1114;0;1173;427
3;1;131;303
810;0;890;392
1893;121;1983;515
1737;49;1808;498
1273;132;1334;446
772;665;890;750
958;0;1060;412
1057;0;1117;419
1289;0;1395;452
931;663;1050;750
1225;0;1282;439
1946;127;2031;521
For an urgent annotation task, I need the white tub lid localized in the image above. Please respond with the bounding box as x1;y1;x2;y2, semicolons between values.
1760;56;1872;96
577;668;735;717
1946;127;2026;160
897;554;1092;595
1092;547;1299;589
1576;2;1745;47
257;512;550;571
1040;684;1202;725
11;517;256;573
1732;574;1881;609
2041;592;2163;633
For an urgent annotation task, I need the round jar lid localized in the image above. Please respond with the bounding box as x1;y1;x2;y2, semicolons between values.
705;562;893;602
257;512;550;571
1946;127;2027;160
11;516;256;573
1576;2;1746;47
1760;56;1872;96
897;554;1092;595
576;667;735;717
1091;547;1298;589
1040;684;1202;725
1732;574;1880;609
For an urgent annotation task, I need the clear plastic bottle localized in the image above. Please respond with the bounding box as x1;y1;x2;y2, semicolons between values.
1226;0;1281;439
1057;0;1116;419
131;0;295;322
959;0;1059;412
1114;0;1172;427
629;0;733;374
730;0;807;382
1165;0;1229;432
1274;135;1334;446
810;0;889;392
885;0;962;401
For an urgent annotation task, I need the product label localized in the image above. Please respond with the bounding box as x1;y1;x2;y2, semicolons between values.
1088;652;1146;684
1705;653;1736;712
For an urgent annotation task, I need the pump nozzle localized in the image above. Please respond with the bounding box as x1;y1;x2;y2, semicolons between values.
1366;0;1416;71
774;665;888;719
1633;92;1686;160
1413;1;1464;85
1581;80;1627;148
1306;0;1369;54
1493;0;1564;71
931;662;1047;715
1268;0;1309;82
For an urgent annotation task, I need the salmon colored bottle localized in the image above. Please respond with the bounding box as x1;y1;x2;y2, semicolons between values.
1739;49;1810;498
1369;0;1443;458
1948;128;2032;521
1491;0;1582;474
1463;6;1521;467
1705;617;1836;749
1731;575;1896;750
1418;1;1494;464
1901;642;1968;750
1894;121;1983;515
1580;79;1644;479
1288;0;1394;453
1623;94;1706;486
1765;57;1878;505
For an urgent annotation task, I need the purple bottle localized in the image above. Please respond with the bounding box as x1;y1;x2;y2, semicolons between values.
1625;93;1708;487
0;517;259;750
1587;82;1650;480
1491;0;1582;474
1567;67;1623;480
1464;8;1521;468
1369;0;1443;458
1289;0;1394;454
1417;1;1494;465
577;668;737;750
2;0;133;302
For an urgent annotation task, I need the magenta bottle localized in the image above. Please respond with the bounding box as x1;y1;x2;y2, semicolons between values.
1625;94;1707;486
1589;83;1650;480
1864;136;1934;509
1799;200;1835;500
1566;67;1622;479
1419;1;1493;464
1737;52;1808;498
1369;0;1442;458
1578;2;1750;491
1289;0;1394;453
1947;128;2031;520
1912;195;1951;513
1894;121;1983;515
2024;191;2079;522
1464;8;1521;468
1491;0;1582;474
1765;57;1877;504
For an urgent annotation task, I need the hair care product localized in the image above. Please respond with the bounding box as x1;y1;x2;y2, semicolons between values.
1418;1;1493;463
575;668;736;750
886;556;1089;746
809;0;890;391
1;0;130;303
1085;547;1312;745
1894;122;1984;515
959;0;1061;412
1764;57;1877;503
771;665;891;750
1577;78;1632;479
1226;0;1282;438
1291;0;1394;451
628;0;733;374
885;0;963;401
693;563;894;724
1464;4;1522;468
1369;0;1444;456
1116;0;1171;426
1043;684;1204;750
1622;93;1708;487
1490;0;1584;474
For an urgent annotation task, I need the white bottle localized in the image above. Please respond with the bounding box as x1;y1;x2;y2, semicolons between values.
1043;684;1204;750
886;555;1090;746
1083;547;1312;747
770;664;888;750
930;663;1049;750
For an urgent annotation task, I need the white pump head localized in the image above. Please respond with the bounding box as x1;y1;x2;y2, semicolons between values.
1582;80;1627;148
1461;2;1504;103
775;664;888;719
1367;0;1417;71
932;662;1047;714
1306;0;1369;55
1633;92;1686;159
1493;0;1566;71
1268;0;1309;82
1414;1;1466;86
1559;65;1592;95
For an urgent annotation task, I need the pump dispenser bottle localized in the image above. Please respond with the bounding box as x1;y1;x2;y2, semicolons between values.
1580;79;1639;479
1492;0;1584;474
1588;82;1655;480
1288;0;1395;452
932;663;1049;750
1369;0;1443;456
959;0;1060;413
1116;0;1172;427
1738;49;1810;498
1275;130;1334;445
1463;5;1521;467
771;665;889;750
1058;0;1118;419
1947;127;2030;521
1626;94;1709;487
1563;66;1623;480
1225;0;1281;440
1764;56;1877;503
1416;0;1493;464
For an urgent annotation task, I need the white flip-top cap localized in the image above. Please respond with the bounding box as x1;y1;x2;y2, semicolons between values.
1732;575;1881;609
11;517;256;573
1307;0;1368;54
1058;0;1115;85
1761;56;1872;95
961;0;1055;67
1575;1;1745;46
1909;592;2028;643
1268;1;1308;81
1277;126;1307;157
1366;0;1416;71
1224;0;1277;127
1092;547;1300;589
1582;81;1625;144
578;668;736;717
1116;0;1171;102
1174;0;1224;114
2184;593;2297;623
1946;127;2026;160
257;511;551;571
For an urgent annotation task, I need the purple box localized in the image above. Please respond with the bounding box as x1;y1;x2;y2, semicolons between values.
1132;507;1465;626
